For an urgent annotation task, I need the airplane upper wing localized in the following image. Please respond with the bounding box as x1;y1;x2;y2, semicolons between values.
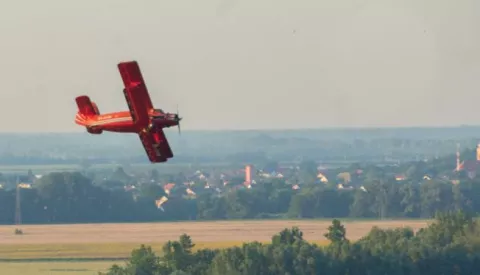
118;61;154;126
138;128;174;163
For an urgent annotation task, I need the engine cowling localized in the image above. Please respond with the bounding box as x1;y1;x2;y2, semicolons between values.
86;126;103;134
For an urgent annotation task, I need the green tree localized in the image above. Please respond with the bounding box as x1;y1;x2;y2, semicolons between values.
110;166;132;184
109;245;161;275
138;183;167;200
272;227;304;246
324;219;347;244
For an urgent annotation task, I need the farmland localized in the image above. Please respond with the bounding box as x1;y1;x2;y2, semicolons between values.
0;261;118;275
0;220;429;258
0;219;430;274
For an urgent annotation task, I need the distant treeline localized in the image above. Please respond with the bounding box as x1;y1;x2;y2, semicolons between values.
1;166;479;224
0;127;480;164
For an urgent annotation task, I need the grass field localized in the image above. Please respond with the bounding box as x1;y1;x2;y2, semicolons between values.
0;220;430;258
0;261;119;275
0;241;256;259
0;220;430;274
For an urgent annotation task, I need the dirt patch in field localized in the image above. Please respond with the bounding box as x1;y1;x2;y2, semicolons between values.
0;220;430;244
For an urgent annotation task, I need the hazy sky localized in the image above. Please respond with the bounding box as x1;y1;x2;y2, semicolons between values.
1;0;479;132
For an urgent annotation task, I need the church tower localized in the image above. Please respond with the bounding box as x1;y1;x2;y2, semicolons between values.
476;143;480;162
456;143;461;171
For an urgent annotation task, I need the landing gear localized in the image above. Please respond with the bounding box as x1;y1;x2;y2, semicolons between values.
86;126;102;134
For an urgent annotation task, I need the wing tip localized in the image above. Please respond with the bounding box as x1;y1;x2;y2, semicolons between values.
117;60;139;68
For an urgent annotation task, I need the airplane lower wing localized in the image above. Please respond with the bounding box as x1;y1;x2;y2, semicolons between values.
118;61;154;127
138;128;173;163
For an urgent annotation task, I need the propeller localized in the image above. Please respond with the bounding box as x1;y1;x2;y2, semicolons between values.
176;104;182;135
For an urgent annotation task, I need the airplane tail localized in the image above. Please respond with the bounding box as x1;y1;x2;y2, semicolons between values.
75;95;100;125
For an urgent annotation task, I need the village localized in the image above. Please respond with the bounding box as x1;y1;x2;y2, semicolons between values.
2;142;479;216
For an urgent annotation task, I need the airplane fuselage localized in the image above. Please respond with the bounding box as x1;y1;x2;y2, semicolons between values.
84;111;179;133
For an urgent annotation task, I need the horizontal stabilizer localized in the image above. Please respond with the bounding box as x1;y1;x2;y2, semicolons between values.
75;96;99;116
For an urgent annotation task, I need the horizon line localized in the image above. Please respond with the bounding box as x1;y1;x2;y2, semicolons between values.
1;124;480;134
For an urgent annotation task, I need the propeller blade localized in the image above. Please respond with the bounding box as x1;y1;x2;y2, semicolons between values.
176;104;181;135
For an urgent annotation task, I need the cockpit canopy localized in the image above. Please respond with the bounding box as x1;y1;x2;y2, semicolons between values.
151;109;178;120
151;109;165;119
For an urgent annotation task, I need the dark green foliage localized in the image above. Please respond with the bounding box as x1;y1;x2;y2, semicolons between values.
324;219;347;244
271;227;304;246
102;211;480;274
3;163;480;224
2;145;480;224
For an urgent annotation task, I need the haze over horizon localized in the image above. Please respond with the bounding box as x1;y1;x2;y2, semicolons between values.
1;0;479;133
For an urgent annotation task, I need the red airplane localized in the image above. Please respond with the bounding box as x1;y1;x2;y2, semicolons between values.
74;61;182;163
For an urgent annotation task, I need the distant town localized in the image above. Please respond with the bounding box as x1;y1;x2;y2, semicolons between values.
1;128;480;224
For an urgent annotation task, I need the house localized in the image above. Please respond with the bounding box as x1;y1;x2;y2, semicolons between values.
124;185;136;191
18;183;32;189
337;172;351;183
163;183;176;195
185;188;196;197
317;172;329;183
259;171;273;178
198;173;207;180
337;184;353;190
194;170;210;180
155;196;168;210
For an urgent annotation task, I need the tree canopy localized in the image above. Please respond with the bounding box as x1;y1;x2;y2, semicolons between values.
101;211;480;275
